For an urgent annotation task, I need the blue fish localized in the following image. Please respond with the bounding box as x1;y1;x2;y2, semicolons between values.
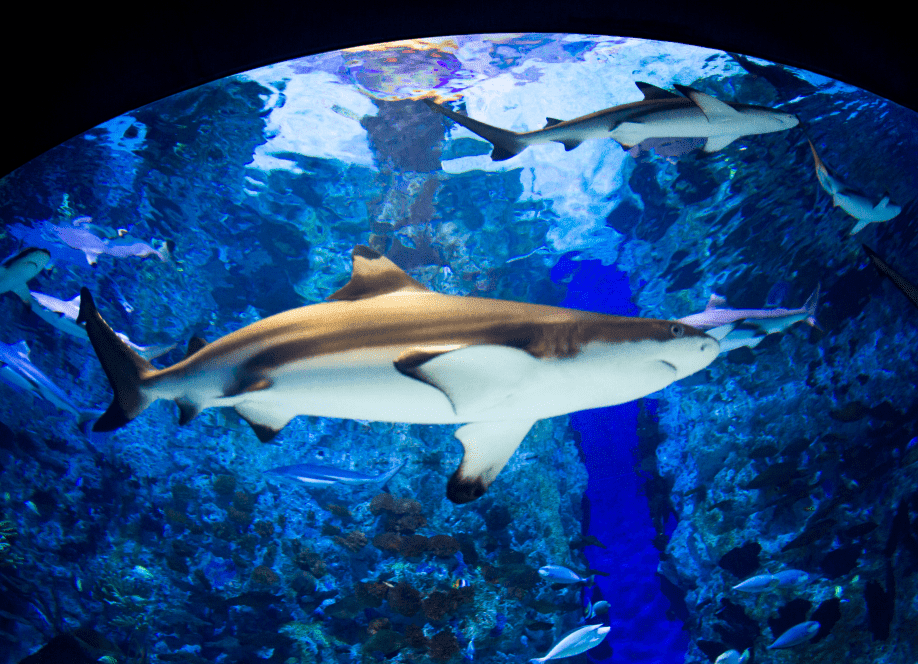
771;569;810;588
530;624;610;663
767;621;820;649
0;340;96;423
264;460;405;488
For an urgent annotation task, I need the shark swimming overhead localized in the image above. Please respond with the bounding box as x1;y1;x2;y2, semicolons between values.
424;81;799;161
0;248;50;305
808;140;901;235
78;245;719;503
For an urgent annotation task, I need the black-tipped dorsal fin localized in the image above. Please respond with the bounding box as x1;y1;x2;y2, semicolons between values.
635;82;680;100
185;336;208;359
329;245;432;301
544;117;565;128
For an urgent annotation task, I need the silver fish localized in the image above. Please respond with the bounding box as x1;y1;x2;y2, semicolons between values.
539;564;593;585
425;81;798;161
732;573;778;593
767;621;820;649
78;245;719;503
265;460;405;488
530;624;610;663
715;649;749;664
0;340;95;421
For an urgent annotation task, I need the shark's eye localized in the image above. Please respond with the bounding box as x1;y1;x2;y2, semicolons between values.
670;323;685;338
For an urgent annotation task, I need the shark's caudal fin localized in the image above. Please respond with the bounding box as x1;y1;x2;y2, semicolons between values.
424;98;526;161
77;287;156;432
804;284;821;329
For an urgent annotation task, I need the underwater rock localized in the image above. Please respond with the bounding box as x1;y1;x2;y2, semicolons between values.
782;518;837;552
399;534;429;558
820;546;861;579
251;565;280;586
830;401;870;422
428;534;460;557
656;572;691;622
428;628;460;662
333;529;368;553
713;599;760;652
212;474;236;496
388;581;422;617
373;531;402;553
19;634;97;664
422;590;453;621
718;542;762;578
742;462;798;490
865;568;895;641
356;580;389;608
405;623;429;651
363;629;405;657
810;598;842;642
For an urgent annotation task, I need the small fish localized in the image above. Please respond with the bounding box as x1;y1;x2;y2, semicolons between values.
732;573;778;592
771;569;810;588
452;578;470;589
715;649;750;664
767;620;820;649
75;577;83;592
265;460;405;488
530;623;611;663
863;244;918;310
809;140;900;235
98;656;118;664
464;638;474;661
538;564;593;585
132;565;154;580
25;500;40;516
584;599;610;619
29;291;176;360
0;340;96;422
0;248;50;305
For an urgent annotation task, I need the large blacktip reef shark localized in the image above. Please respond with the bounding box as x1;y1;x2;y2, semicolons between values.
424;81;799;161
77;246;719;503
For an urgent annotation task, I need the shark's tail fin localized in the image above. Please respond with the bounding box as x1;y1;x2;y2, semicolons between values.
77;287;156;432
424;98;526;161
378;460;407;488
804;284;821;330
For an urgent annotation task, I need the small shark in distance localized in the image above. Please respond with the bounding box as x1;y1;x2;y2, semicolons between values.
863;244;918;309
29;291;176;360
0;340;96;423
78;245;720;503
0;248;50;305
678;288;819;353
424;81;799;161
808;140;901;235
264;460;405;488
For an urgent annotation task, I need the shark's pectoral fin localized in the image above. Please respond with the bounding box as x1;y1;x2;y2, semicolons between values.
233;403;293;443
397;344;539;418
560;140;583;151
447;420;535;503
703;134;740;152
11;283;33;305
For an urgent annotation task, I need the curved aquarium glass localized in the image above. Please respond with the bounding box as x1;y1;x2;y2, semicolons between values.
1;33;916;664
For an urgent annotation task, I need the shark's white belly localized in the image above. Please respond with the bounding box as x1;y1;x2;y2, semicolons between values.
610;110;763;145
186;340;694;427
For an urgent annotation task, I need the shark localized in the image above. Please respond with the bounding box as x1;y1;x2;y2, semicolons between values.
29;291;176;360
0;340;96;423
78;245;719;503
678;288;819;353
808;140;901;235
424;81;799;161
863;244;918;309
0;248;50;304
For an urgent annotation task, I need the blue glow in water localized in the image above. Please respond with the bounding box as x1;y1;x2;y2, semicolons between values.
558;259;687;664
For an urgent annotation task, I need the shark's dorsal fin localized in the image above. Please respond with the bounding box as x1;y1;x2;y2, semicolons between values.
635;82;680;100
706;294;728;310
544;117;565;128
329;245;432;301
185;336;208;359
877;194;891;208
674;85;742;122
